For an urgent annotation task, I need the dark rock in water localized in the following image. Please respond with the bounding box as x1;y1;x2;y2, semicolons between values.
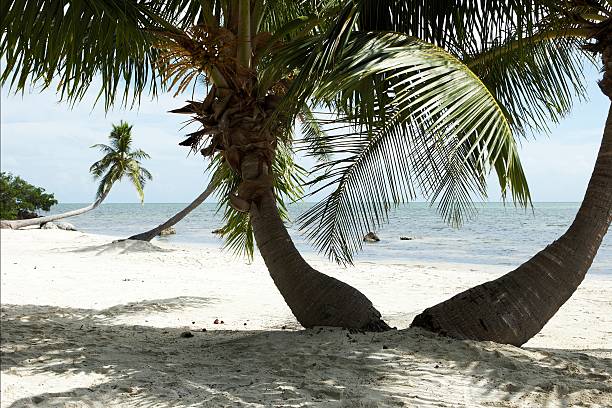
400;236;413;241
17;209;40;219
180;331;194;338
363;232;380;242
212;228;225;235
159;226;176;236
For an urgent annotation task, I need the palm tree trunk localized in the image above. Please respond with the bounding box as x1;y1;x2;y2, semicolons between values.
0;190;110;230
249;188;390;331
128;181;215;241
411;101;612;346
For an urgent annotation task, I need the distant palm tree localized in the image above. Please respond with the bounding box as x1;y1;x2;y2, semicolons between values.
127;144;301;246
1;122;152;229
90;122;152;204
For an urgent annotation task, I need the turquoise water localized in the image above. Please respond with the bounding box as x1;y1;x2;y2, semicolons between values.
46;202;611;275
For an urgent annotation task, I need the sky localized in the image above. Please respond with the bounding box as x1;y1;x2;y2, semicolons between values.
0;63;609;204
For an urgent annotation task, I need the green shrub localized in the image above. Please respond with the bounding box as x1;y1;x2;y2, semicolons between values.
0;172;58;220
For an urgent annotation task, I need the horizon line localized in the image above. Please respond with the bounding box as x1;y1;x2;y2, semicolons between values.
54;201;583;205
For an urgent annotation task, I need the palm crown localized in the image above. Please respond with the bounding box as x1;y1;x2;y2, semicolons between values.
2;0;606;262
89;122;152;203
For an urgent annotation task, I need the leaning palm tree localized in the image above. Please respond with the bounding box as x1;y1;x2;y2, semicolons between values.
2;0;587;330
411;2;612;346
127;140;303;243
0;122;152;229
127;182;215;241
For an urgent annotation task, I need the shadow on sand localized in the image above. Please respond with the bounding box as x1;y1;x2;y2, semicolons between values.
68;239;173;256
1;301;611;407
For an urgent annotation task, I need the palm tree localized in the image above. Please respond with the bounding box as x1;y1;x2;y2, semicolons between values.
410;4;612;346
1;1;587;330
1;122;152;229
126;141;303;243
127;182;215;241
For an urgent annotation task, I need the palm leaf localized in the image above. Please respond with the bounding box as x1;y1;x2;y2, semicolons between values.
297;105;332;163
89;154;117;179
276;32;530;264
90;143;116;155
129;149;152;161
95;169;116;200
468;37;591;136
0;0;211;109
1;0;170;108
126;161;148;203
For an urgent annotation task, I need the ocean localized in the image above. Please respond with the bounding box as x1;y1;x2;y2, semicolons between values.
45;202;611;275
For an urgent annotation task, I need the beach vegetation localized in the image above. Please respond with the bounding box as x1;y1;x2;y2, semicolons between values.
0;172;58;220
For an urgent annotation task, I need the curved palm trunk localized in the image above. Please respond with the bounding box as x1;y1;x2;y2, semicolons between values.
128;181;215;241
411;102;612;346
0;190;110;229
250;189;390;331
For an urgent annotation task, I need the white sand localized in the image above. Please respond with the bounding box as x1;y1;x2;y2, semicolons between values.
1;229;611;407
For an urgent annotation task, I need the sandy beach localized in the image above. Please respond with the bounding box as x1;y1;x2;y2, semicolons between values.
1;229;611;407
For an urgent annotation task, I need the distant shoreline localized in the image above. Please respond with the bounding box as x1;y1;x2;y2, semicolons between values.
39;202;611;275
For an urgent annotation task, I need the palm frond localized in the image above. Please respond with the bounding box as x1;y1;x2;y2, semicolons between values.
468;37;591;136
95;170;116;200
298;106;332;163
89;154;116;179
257;0;315;34
139;166;153;181
0;0;179;108
276;32;530;264
110;122;134;152
352;0;558;57
209;157;255;259
220;203;256;260
127;161;147;203
130;149;152;161
90;143;116;155
354;1;595;136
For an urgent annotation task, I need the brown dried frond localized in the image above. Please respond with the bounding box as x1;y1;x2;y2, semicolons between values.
153;25;238;94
